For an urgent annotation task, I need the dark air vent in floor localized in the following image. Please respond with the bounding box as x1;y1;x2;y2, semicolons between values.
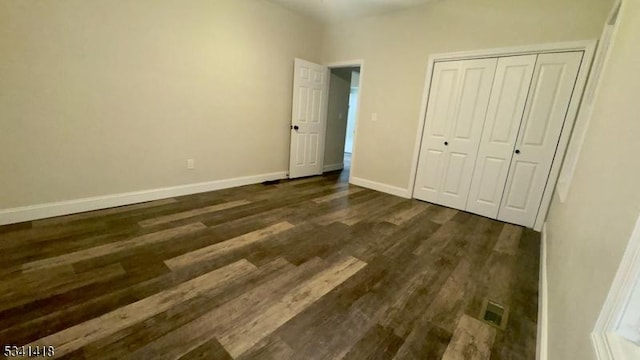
480;299;509;330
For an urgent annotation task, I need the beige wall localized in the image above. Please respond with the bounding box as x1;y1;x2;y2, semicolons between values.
0;0;322;209
323;69;352;168
545;1;640;359
322;0;612;190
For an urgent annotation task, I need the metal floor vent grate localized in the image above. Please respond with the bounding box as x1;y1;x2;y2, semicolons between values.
480;299;509;330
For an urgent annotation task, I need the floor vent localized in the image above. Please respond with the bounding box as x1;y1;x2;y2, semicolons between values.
262;180;281;185
480;299;509;330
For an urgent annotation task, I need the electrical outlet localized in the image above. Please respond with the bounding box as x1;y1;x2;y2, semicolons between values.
187;159;195;170
371;112;378;122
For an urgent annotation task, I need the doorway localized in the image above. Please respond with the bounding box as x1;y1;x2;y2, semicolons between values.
323;66;361;181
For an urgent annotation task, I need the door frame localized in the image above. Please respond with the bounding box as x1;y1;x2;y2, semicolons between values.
324;59;365;185
408;40;597;231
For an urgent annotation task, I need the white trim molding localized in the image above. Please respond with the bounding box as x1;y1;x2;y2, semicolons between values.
323;163;344;172
537;223;549;360
0;171;287;226
325;59;364;68
533;41;596;231
556;0;622;203
592;213;640;360
407;40;597;231
350;177;411;199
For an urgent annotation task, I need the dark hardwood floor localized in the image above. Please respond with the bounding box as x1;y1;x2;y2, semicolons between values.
0;163;539;359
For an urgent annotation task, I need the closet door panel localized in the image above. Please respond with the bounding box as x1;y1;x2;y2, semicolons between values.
438;59;497;209
498;51;583;227
413;62;461;202
466;55;537;218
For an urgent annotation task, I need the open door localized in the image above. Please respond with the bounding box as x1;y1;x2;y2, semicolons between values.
289;58;329;179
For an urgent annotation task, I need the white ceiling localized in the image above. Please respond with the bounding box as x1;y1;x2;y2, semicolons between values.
266;0;432;23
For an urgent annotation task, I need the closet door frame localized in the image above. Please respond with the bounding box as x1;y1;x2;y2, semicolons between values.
409;40;596;231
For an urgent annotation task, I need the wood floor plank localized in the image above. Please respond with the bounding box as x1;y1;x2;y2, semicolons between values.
441;315;496;360
493;224;523;255
412;219;468;257
273;255;391;356
383;202;429;226
27;259;257;357
0;221;31;234
176;338;232;360
283;294;374;360
376;262;443;338
0;264;76;294
82;258;294;360
422;258;477;333
124;257;327;360
340;196;405;226
3;230;135;268
236;336;295;360
21;223;206;272
0;255;171;338
311;186;364;203
312;192;387;226
393;322;452;360
482;251;518;305
0;167;540;360
341;324;404;360
431;207;459;224
164;221;294;271
218;255;368;357
0;222;109;250
0;263;125;312
138;199;251;227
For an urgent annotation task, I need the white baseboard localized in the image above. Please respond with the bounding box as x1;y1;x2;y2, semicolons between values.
323;163;344;172
0;171;288;226
537;223;549;360
350;177;411;199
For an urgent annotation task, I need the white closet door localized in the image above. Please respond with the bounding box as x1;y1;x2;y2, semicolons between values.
466;55;537;218
414;61;462;203
414;58;497;209
498;52;583;227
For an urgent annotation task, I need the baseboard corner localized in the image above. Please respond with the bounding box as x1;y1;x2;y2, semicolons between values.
350;177;411;199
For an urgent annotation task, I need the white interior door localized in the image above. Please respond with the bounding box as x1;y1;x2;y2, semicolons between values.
414;58;497;210
289;58;328;179
466;55;537;218
498;52;583;227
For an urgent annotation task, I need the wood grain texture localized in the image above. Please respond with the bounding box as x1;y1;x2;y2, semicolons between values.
21;222;207;272
139;199;251;227
494;224;523;255
383;202;430;226
0;166;539;359
219;256;367;357
164;221;294;271
27;259;256;357
311;187;364;204
441;315;496;360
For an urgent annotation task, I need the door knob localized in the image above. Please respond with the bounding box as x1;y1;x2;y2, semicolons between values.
515;149;520;154
292;125;299;131
444;141;449;146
